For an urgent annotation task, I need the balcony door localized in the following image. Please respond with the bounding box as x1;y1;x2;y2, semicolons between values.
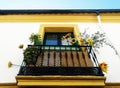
44;32;73;45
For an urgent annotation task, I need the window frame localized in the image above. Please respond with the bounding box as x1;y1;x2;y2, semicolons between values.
43;32;74;45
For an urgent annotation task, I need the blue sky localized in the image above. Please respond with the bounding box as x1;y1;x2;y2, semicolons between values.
0;0;120;9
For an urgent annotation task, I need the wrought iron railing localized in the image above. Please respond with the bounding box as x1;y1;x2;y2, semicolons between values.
18;45;104;76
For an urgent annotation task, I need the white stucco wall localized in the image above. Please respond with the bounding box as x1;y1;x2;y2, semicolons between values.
0;22;120;83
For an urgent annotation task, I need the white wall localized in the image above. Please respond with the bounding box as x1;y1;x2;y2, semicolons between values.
0;22;120;83
78;23;120;82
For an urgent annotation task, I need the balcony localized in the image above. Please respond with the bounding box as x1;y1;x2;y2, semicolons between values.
16;45;106;87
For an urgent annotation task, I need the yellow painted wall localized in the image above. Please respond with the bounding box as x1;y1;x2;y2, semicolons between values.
0;13;120;22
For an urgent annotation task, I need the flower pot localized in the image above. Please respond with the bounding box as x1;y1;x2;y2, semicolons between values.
34;41;41;45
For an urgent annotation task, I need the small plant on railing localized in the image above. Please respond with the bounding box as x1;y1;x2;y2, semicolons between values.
61;33;79;46
29;33;42;45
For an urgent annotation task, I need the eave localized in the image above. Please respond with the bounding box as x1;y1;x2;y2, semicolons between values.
0;9;120;15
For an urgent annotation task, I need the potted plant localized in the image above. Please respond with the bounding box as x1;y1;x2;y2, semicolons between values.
23;46;41;66
29;33;42;45
71;38;79;46
61;33;79;46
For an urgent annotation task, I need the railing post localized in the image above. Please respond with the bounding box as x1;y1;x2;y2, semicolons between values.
91;48;99;67
65;46;68;67
47;46;50;66
54;46;56;67
81;46;87;66
41;45;44;66
59;46;62;66
76;46;80;66
70;46;74;66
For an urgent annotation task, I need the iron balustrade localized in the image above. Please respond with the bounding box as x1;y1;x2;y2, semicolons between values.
18;45;104;76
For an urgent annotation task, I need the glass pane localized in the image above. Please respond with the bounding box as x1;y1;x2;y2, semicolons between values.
46;35;57;40
46;40;57;45
45;34;58;45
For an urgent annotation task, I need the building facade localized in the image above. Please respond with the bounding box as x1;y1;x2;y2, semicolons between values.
0;9;120;88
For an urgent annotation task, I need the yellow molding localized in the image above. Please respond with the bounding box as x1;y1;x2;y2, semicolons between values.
17;80;104;86
16;75;106;80
0;86;18;88
0;83;17;88
100;13;120;23
16;76;106;87
1;82;120;88
0;83;16;86
0;14;97;22
0;13;120;22
106;82;120;86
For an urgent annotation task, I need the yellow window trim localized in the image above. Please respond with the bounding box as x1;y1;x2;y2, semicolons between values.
38;24;83;45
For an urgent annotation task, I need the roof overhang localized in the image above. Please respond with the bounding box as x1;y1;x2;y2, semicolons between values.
0;9;120;15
